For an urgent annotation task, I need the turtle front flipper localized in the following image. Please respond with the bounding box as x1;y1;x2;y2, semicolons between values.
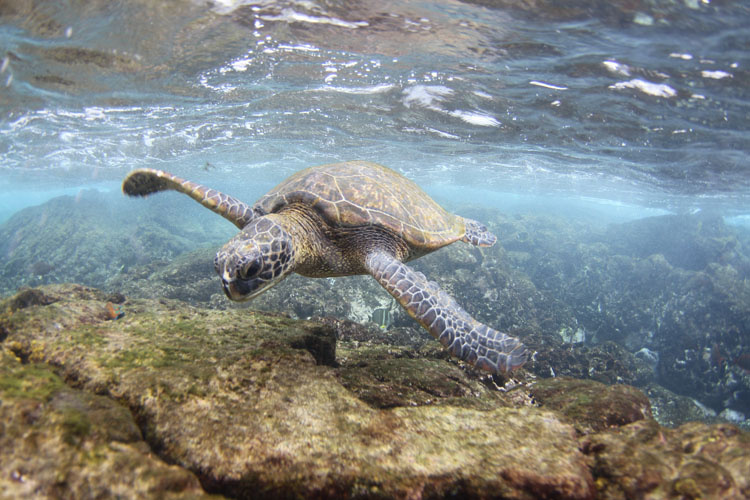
365;251;527;373
122;168;256;229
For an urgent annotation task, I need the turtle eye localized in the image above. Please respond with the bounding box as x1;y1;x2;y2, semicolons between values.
240;259;262;280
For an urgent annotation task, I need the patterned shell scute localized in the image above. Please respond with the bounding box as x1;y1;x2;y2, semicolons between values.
256;161;465;249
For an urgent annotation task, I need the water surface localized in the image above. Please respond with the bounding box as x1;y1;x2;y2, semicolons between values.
1;0;748;222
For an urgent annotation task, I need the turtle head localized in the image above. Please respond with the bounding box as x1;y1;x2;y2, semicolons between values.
214;216;295;301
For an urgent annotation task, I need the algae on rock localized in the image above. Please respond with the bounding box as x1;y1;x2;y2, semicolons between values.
0;349;214;499
0;285;592;499
2;284;749;499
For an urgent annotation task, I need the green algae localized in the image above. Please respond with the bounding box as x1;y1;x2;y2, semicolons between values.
0;352;65;401
337;354;509;410
531;377;652;434
59;407;92;445
0;346;213;498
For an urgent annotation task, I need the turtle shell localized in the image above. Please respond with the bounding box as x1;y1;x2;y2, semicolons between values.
255;161;465;250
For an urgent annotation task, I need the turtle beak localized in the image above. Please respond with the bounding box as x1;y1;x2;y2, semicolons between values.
221;278;254;301
221;281;236;300
218;255;256;301
220;275;269;301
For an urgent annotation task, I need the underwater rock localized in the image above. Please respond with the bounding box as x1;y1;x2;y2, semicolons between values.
342;357;526;412
719;408;746;425
645;383;723;429
2;287;58;311
604;212;745;272
0;284;595;499
0;191;232;297
581;419;750;499
335;334;512;410
317;314;431;352
106;247;220;305
529;337;652;387
2;283;749;499
634;347;659;372
531;377;652;435
493;211;750;417
0;349;211;499
653;261;750;415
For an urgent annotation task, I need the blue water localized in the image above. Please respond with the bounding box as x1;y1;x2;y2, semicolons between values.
1;0;748;222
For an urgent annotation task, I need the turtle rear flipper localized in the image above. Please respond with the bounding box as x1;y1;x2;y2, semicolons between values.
365;251;527;373
460;218;497;247
122;168;256;229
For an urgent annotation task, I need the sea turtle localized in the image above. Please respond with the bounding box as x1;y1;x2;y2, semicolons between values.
122;161;527;373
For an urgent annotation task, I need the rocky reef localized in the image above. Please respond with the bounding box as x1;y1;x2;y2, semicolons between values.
0;190;233;297
2;193;749;427
0;347;211;499
495;211;750;419
1;284;748;499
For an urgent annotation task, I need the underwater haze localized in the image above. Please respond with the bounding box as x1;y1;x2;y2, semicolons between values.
2;0;750;461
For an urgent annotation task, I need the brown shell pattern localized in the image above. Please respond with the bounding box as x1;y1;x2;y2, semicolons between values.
255;161;465;250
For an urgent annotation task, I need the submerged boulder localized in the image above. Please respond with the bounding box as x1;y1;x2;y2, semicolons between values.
1;284;748;499
604;213;743;272
0;349;212;499
582;419;750;499
0;284;593;499
531;377;652;435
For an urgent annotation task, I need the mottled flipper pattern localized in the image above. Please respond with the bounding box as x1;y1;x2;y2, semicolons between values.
460;218;497;247
122;168;256;229
366;251;527;373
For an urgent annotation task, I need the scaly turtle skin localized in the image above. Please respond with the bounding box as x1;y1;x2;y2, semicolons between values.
123;161;527;373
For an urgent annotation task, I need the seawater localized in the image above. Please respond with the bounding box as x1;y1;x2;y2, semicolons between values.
1;0;748;220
